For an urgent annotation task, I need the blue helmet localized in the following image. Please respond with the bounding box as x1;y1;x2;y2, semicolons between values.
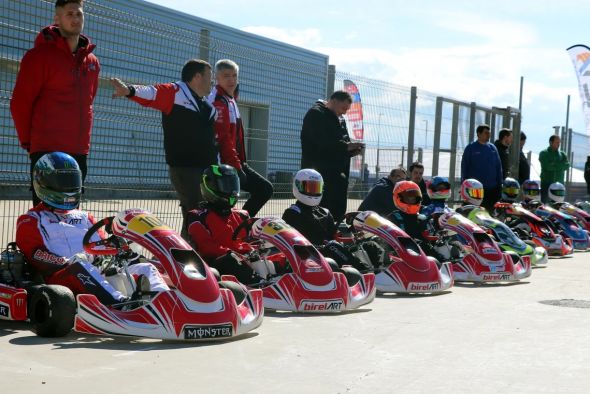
33;152;82;210
427;176;451;201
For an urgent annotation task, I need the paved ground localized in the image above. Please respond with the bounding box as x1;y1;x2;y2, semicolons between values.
2;253;590;394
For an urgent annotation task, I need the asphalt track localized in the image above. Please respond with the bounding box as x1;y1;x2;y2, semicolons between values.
2;253;590;394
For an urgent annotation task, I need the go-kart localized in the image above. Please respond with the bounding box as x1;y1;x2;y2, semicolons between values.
429;211;531;283
533;204;590;251
555;202;590;232
225;216;376;312
457;205;548;267
336;211;453;294
1;209;264;340
494;203;573;257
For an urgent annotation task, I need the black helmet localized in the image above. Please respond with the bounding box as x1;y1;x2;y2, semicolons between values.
33;152;82;210
200;164;240;211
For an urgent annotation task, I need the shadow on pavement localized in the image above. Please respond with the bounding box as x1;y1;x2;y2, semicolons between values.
377;290;452;298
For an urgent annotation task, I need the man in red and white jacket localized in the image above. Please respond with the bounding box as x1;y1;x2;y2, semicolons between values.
110;59;217;240
208;59;273;216
10;0;100;206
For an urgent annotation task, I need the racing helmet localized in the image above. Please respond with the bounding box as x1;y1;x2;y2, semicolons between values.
460;178;484;206
548;182;566;203
293;169;323;206
32;152;82;210
201;164;240;211
393;181;422;214
501;177;520;202
427;176;451;201
521;180;541;202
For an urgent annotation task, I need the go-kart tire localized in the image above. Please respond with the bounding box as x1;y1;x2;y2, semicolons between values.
340;266;362;287
218;280;247;305
29;285;76;337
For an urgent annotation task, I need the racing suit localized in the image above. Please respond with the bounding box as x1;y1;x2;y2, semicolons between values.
16;204;169;305
208;85;273;216
187;205;256;282
282;202;374;272
388;209;445;263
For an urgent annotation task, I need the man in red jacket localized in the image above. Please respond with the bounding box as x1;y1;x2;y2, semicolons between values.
208;59;273;216
10;0;100;206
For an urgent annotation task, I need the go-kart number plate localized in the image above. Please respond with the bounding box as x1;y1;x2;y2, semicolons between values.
183;324;233;340
127;214;170;234
262;221;289;235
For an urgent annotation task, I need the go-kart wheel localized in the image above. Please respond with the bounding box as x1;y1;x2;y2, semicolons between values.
29;285;76;337
324;257;340;272
83;216;127;256
340;266;362;287
218;280;247;305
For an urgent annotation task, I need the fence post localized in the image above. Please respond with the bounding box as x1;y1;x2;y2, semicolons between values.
469;102;476;143
199;29;210;62
432;97;443;177
449;104;459;200
326;65;336;98
407;86;417;170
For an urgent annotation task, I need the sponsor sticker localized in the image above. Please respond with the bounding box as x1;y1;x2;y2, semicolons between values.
300;299;344;311
407;282;440;291
183;324;233;340
482;273;511;281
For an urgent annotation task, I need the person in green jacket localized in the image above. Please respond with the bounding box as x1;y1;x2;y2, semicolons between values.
539;135;569;202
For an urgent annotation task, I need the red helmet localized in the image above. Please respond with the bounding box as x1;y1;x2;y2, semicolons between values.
393;181;422;215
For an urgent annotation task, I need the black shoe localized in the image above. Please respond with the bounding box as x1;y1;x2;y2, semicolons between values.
131;274;150;300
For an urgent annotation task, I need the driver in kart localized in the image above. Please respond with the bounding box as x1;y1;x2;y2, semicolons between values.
186;164;261;283
282;169;375;272
16;152;169;306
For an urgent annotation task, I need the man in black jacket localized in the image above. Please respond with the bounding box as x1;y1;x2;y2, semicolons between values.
358;167;407;215
408;161;431;206
301;91;364;223
494;128;513;179
518;132;531;185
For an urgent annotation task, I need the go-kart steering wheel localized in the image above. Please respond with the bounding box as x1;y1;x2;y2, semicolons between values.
232;217;258;241
83;216;129;256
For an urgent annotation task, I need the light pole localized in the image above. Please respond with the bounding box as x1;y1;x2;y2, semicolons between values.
422;119;428;149
375;113;383;177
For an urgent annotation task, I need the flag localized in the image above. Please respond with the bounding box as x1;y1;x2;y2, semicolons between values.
567;44;590;135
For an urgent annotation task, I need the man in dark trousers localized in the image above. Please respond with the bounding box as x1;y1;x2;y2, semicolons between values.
11;0;100;206
208;59;273;216
518;132;531;185
461;124;503;212
585;156;590;195
300;91;364;223
494;128;513;179
110;59;217;239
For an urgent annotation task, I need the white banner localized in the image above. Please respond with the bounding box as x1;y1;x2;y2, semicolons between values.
567;44;590;136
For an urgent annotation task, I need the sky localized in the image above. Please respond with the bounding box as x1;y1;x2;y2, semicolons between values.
147;0;587;154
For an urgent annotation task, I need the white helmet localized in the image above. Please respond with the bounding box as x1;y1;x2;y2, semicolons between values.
293;169;323;206
548;182;566;203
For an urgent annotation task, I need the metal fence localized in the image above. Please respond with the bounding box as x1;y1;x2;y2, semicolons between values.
1;0;574;248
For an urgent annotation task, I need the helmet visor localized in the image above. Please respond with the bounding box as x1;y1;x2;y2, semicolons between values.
550;189;565;197
296;179;323;196
213;174;240;197
504;187;520;197
37;169;82;193
400;189;422;205
467;188;484;199
524;188;539;196
433;182;450;192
